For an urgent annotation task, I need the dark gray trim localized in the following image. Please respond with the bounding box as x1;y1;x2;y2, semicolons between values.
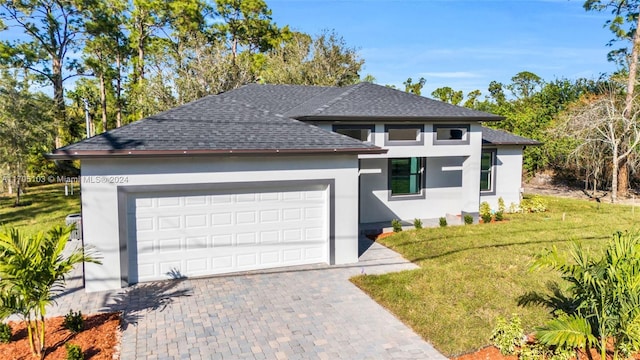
387;157;426;201
433;124;471;145
480;148;497;195
384;124;424;146
117;179;336;285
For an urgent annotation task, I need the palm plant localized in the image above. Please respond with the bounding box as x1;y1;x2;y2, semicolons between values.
0;225;100;359
532;231;640;360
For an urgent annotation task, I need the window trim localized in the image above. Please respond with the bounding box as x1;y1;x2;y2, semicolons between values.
433;124;471;145
387;157;426;200
480;149;496;195
332;124;375;142
384;125;424;146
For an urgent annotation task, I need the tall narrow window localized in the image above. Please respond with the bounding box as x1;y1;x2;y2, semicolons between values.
390;157;423;196
480;150;495;192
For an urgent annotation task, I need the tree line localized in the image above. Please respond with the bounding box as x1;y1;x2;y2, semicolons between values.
1;0;639;204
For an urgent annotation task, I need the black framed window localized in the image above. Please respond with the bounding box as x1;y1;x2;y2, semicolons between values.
480;150;495;192
384;125;424;145
332;125;374;142
389;157;424;196
433;124;470;145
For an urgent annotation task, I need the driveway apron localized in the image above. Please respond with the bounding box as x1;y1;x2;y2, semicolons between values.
45;236;447;360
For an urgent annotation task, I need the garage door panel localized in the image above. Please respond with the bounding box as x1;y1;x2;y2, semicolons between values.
130;186;328;283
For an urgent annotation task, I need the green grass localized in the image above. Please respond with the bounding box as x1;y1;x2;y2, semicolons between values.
351;195;638;357
0;183;81;235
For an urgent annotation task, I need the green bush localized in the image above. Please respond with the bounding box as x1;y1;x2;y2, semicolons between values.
479;201;492;223
439;217;447;227
391;219;402;233
519;342;573;360
533;230;640;360
495;211;504;222
65;343;84;360
0;323;11;343
463;214;473;225
489;314;525;355
64;310;84;333
520;195;547;213
413;218;423;229
498;197;506;213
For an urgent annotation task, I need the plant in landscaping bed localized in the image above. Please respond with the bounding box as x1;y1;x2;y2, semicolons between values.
64;310;84;333
463;214;473;225
489;314;525;355
414;218;423;229
479;201;492;223
439;217;447;227
495;211;504;222
519;342;573;360
391;219;403;233
531;230;640;360
65;343;84;360
0;322;11;343
0;225;101;359
498;197;506;213
520;195;547;213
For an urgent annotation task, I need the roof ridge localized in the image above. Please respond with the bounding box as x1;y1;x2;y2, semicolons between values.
309;82;365;116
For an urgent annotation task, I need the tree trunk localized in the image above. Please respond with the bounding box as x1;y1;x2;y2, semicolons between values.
52;57;66;148
612;145;619;203
99;73;108;133
618;160;629;198
624;7;640;118
115;51;123;128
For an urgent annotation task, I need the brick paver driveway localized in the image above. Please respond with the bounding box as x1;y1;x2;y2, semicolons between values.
48;236;446;359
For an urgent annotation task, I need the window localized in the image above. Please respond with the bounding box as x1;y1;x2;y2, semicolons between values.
333;125;374;142
389;157;424;196
480;150;495;192
385;125;424;145
433;124;470;145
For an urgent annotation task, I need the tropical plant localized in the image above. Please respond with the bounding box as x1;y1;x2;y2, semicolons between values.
531;230;640;360
0;225;100;359
414;218;423;229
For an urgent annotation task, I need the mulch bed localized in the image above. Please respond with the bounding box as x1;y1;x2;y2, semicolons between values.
0;312;121;360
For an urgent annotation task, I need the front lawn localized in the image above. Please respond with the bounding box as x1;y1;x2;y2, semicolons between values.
0;183;81;234
351;196;638;356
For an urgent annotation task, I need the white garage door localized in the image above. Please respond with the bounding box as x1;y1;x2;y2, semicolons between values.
128;185;328;283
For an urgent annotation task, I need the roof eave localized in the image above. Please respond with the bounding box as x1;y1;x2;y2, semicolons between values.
295;115;505;122
482;141;543;146
46;147;388;160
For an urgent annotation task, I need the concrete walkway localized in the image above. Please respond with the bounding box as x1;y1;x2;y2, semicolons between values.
45;237;447;360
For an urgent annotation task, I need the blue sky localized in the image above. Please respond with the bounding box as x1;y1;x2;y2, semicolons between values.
269;0;620;96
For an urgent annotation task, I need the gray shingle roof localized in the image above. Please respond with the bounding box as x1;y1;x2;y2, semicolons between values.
50;83;510;159
51;96;384;158
222;83;504;121
481;126;542;146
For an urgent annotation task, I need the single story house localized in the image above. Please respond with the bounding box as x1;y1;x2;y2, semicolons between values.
49;82;539;292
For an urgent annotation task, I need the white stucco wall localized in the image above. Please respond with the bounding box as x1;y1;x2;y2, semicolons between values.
480;146;524;210
80;155;359;292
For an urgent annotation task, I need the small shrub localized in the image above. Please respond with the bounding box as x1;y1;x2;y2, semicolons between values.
64;310;84;333
391;219;402;233
65;343;84;360
439;217;447;227
519;342;573;360
498;197;506;213
520;195;547;213
489;314;525;356
479;201;492;223
0;323;11;343
413;218;423;229
495;211;504;222
508;202;520;213
463;214;473;225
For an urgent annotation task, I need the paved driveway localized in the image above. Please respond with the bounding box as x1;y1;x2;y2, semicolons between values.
48;237;446;360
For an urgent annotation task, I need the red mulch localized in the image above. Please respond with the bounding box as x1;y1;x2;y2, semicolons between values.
0;312;121;360
451;342;640;360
